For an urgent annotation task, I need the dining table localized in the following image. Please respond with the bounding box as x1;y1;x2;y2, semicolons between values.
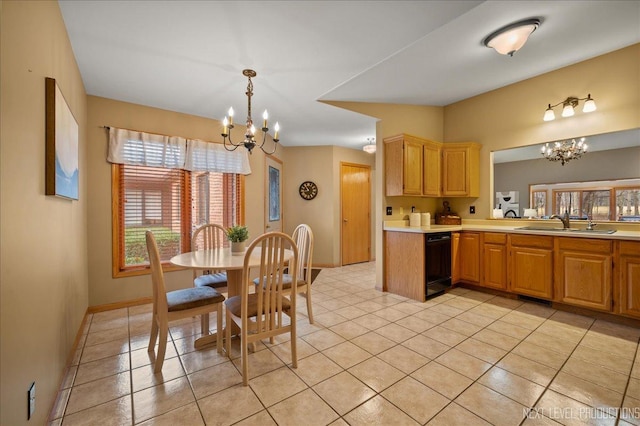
170;246;293;349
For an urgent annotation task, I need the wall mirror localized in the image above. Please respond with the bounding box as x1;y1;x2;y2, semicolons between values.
492;128;640;222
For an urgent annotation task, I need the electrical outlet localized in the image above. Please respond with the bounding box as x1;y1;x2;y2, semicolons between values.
399;207;403;215
470;205;476;214
28;382;35;420
386;206;392;215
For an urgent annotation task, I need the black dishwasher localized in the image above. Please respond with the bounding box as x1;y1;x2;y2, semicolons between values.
425;232;452;298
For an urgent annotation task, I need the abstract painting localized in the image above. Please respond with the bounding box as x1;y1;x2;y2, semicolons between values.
45;77;79;200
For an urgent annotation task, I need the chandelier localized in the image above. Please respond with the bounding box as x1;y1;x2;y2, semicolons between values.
362;137;376;154
221;69;280;155
543;94;596;121
541;137;588;166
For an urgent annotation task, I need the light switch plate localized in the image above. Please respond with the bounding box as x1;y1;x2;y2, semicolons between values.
470;206;476;214
386;206;392;215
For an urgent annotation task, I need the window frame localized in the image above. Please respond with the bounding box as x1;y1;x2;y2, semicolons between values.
111;164;244;278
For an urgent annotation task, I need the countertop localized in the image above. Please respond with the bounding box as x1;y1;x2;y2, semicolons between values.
383;220;640;241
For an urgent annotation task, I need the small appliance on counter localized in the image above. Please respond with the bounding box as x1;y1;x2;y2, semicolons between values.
435;201;461;225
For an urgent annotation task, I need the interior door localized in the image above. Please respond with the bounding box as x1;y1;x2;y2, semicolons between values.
341;162;371;265
265;155;283;233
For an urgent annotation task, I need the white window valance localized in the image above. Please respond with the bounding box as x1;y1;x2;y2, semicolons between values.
185;138;251;174
107;127;251;175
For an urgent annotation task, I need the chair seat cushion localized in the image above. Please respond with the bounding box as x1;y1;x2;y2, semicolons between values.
252;274;307;290
225;293;291;318
167;287;225;312
194;272;228;289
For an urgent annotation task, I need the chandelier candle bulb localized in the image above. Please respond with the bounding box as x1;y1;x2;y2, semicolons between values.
228;107;234;125
274;122;279;140
262;110;268;128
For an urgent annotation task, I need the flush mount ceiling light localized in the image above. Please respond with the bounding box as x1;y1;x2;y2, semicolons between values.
363;137;376;154
541;137;588;166
483;18;540;56
543;94;597;121
221;69;280;155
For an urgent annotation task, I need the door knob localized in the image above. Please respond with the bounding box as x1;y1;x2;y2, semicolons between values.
343;219;348;222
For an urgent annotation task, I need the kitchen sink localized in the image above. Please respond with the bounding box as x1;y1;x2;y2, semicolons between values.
517;226;616;234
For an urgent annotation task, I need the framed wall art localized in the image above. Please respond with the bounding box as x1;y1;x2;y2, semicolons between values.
45;77;79;200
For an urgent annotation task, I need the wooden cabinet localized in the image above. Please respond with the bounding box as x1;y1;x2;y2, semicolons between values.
555;238;612;312
482;233;507;290
618;241;640;319
384;134;423;196
384;231;426;301
384;135;480;198
459;232;480;283
509;234;553;299
441;142;480;197
422;140;441;197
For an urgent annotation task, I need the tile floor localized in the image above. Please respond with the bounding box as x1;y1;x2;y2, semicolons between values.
50;262;640;425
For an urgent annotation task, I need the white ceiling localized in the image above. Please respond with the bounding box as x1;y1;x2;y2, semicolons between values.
58;1;640;151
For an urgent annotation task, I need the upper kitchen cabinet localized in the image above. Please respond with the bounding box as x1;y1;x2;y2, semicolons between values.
384;134;424;196
441;142;481;197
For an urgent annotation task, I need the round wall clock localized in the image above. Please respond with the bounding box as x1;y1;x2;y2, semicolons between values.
299;181;318;200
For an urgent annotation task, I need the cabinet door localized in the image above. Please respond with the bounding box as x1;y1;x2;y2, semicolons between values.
510;247;553;299
460;232;480;283
556;238;612;311
384;231;425;301
442;147;468;196
482;243;507;290
619;241;640;319
403;140;423;195
423;142;441;196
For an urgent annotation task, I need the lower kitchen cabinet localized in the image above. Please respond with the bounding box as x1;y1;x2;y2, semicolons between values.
555;238;612;311
482;233;507;290
618;240;640;319
459;232;480;283
509;234;553;299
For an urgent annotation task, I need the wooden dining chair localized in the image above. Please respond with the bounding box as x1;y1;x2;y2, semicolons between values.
146;231;225;373
254;224;315;323
225;232;299;385
192;223;229;332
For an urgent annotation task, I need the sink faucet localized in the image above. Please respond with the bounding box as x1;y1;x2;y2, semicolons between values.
586;214;597;231
550;211;571;229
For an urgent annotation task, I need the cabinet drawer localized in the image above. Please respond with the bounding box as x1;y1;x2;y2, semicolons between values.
484;232;507;244
619;241;640;256
510;234;553;249
557;237;611;253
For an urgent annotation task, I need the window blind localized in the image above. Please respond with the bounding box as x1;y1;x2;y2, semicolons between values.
118;165;187;268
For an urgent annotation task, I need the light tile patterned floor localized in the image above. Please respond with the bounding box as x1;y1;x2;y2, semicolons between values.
50;262;640;425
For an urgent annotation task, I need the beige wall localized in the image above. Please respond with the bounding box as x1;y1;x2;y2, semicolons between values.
283;145;375;266
0;1;88;424
444;44;640;219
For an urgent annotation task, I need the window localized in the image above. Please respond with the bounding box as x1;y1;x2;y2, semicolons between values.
616;187;640;221
532;190;547;217
531;178;639;221
113;165;242;277
108;127;248;278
